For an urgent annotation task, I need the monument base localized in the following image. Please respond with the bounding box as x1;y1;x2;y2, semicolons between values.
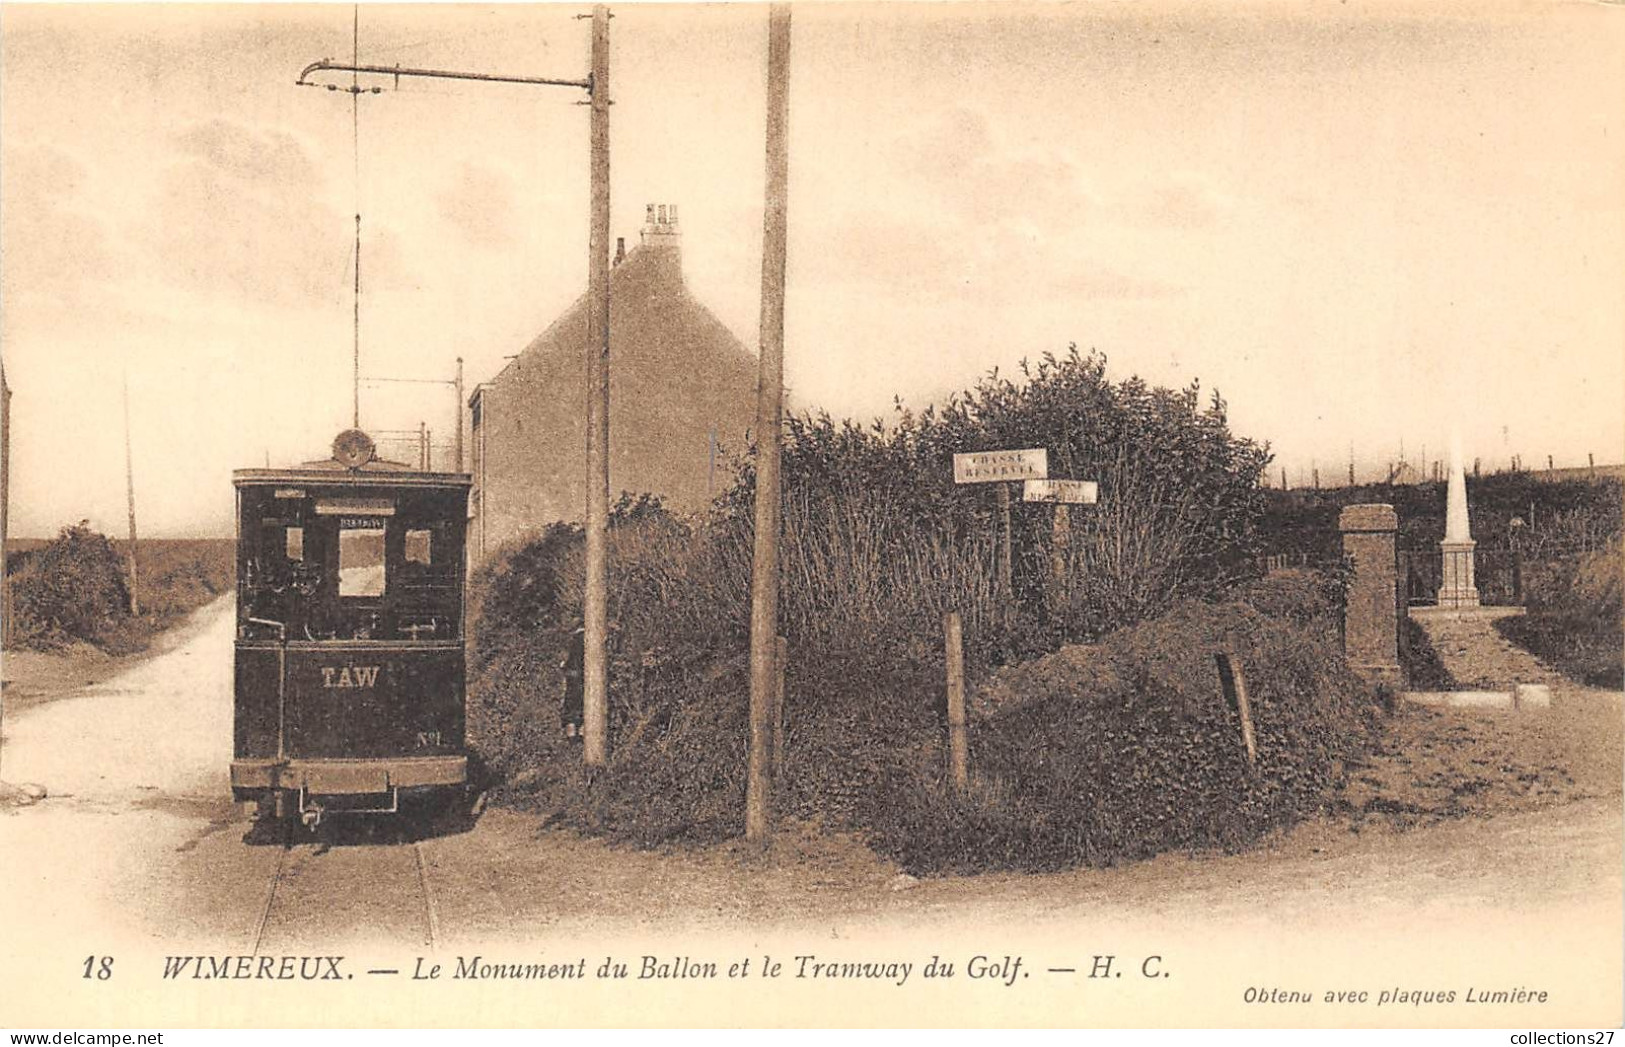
1438;538;1480;608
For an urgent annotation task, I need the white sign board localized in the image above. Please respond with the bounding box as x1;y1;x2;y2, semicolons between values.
1023;478;1099;504
953;448;1048;484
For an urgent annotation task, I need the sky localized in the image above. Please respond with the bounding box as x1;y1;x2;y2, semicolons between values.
2;1;1622;537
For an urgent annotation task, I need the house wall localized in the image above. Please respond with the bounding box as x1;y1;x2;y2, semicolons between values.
470;214;759;559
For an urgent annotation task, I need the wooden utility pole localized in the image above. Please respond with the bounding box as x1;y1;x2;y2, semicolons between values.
122;375;140;616
582;3;612;768
454;357;465;472
418;421;428;470
746;2;792;842
2;360;11;648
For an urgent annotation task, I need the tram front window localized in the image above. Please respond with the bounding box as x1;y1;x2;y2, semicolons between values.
338;527;387;597
237;486;464;643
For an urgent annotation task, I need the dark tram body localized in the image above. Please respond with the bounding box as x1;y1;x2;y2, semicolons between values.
230;430;472;825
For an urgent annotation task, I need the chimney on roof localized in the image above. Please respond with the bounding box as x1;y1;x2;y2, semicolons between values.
639;201;682;254
614;237;626;266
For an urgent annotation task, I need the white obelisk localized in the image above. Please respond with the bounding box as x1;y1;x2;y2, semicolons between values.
1438;433;1479;607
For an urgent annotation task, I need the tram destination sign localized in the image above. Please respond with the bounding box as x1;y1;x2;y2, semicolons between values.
1023;478;1099;504
953;448;1048;484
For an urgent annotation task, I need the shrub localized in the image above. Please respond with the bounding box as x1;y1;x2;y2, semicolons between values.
1240;567;1345;628
1496;536;1623;688
466;348;1312;866
10;523;132;649
870;602;1381;874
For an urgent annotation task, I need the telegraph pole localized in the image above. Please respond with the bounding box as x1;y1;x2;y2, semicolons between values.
122;375;140;616
454;357;465;472
581;3;613;768
2;360;11;649
294;13;605;756
746;3;792;842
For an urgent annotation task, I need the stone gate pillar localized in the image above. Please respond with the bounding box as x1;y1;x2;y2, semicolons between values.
1339;503;1401;689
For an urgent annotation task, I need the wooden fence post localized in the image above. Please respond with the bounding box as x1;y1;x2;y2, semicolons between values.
945;611;968;796
1214;649;1257;769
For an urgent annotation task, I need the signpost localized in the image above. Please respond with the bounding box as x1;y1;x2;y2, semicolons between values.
1022;479;1098;588
953;449;1046;607
952;449;1048;484
1022;479;1098;504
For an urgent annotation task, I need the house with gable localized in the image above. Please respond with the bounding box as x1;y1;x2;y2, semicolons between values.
468;204;759;558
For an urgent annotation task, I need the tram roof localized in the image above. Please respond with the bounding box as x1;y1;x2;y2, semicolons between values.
233;460;472;489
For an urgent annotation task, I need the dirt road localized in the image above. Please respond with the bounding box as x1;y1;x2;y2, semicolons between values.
2;598;1619;1028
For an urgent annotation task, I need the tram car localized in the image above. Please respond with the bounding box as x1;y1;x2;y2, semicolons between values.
230;429;472;826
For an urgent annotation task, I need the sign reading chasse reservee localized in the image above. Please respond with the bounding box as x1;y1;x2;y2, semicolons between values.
1023;478;1099;504
953;448;1048;484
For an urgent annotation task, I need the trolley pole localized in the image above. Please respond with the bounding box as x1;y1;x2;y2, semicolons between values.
122;375;140;616
746;2;792;842
582;3;612;768
353;214;362;429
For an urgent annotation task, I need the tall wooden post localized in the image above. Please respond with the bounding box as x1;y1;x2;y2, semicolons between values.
770;634;788;778
944;611;968;796
746;2;792;842
2;361;11;648
454;356;465;473
122;375;140;616
582;3;612;768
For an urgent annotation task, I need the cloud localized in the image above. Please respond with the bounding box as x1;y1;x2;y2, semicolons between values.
138;119;413;307
174;119;320;188
0;142;124;304
437;161;519;249
891;106;1100;230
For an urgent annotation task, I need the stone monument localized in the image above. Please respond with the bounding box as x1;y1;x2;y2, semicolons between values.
1438;436;1479;607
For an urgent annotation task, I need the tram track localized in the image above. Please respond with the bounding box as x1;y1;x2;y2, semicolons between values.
248;818;443;955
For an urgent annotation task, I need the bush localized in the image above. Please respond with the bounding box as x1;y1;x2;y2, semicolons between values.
9;523;131;649
871;602;1381;874
467;349;1313;866
1496;537;1623;688
1240;566;1346;628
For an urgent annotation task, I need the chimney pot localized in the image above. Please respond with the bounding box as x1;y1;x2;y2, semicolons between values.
614;237;626;265
658;204;668;225
645;203;656;224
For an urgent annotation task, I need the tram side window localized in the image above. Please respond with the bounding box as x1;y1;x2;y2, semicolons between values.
338;527;386;597
405;529;432;565
285;526;304;561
